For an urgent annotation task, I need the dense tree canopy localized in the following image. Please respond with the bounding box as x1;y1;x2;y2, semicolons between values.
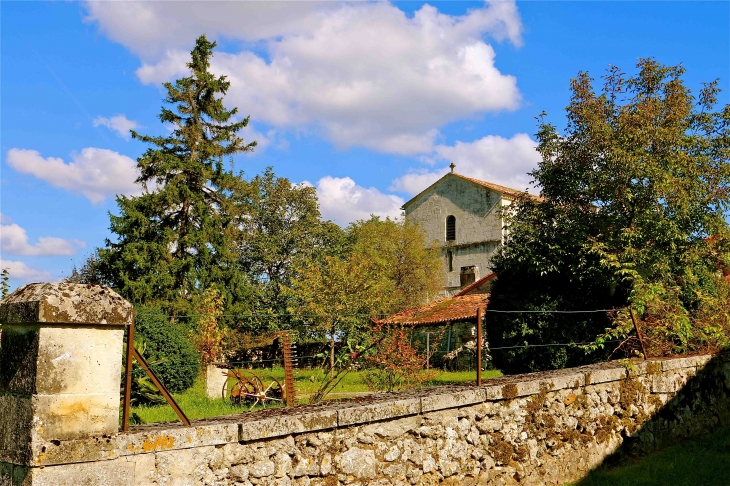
488;59;730;373
287;217;443;372
233;168;345;321
347;217;443;313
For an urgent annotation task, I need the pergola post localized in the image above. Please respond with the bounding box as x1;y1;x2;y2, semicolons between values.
476;306;484;386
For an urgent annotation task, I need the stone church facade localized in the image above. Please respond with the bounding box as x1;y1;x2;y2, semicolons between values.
403;167;527;297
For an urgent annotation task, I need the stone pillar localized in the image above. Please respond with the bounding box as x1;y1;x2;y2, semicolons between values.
205;364;228;400
0;282;133;470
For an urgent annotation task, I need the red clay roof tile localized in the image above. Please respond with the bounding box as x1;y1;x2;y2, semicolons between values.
378;293;488;327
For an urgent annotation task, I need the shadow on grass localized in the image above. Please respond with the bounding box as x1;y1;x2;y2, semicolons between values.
575;424;730;486
574;351;730;486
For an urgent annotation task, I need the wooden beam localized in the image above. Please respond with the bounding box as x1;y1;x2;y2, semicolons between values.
476;307;484;386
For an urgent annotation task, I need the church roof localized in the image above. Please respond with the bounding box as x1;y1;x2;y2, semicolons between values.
453;174;528;199
377;293;488;327
401;172;536;210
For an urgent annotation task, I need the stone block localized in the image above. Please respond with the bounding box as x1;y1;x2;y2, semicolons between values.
539;372;584;392
0;326;40;395
0;396;32;465
336;447;377;479
29;434;121;467
154;447;217;485
584;367;626;385
508;379;543;398
337;398;421;426
205;365;228;400
35;327;124;396
23;460;135;486
651;372;693;394
662;356;705;371
239;410;337;442
31;394;120;442
129;453;156;486
626;359;662;377
421;388;485;412
483;385;504;400
692;355;713;369
123;423;239;455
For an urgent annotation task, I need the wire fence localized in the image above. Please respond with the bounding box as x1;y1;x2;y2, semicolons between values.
124;307;628;424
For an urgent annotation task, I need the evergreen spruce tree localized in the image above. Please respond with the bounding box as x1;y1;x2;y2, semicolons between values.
100;35;256;315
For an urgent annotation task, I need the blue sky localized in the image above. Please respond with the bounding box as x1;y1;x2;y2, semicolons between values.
1;1;729;289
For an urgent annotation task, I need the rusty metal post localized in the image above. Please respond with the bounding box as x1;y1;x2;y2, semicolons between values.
132;347;191;426
475;308;483;386
276;331;296;406
122;312;135;432
629;305;648;360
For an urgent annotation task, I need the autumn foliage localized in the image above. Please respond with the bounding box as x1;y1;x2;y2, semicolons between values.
364;327;436;392
191;286;227;367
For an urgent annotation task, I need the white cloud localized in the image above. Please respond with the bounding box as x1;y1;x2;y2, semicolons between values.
1;222;83;256
6;148;141;203
391;133;542;196
84;1;341;60
390;169;448;196
93;114;139;139
0;213;12;224
0;259;54;284
88;1;524;155
313;176;404;226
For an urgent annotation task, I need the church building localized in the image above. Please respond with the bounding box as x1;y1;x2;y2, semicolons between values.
403;164;530;297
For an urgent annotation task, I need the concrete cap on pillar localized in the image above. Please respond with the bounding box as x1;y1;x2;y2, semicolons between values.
0;282;133;326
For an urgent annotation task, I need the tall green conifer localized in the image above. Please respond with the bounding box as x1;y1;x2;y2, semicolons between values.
100;35;256;315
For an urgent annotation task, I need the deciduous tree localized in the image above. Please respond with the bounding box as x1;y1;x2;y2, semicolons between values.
233;168;344;322
287;217;443;375
347;216;443;313
287;254;392;375
489;59;730;373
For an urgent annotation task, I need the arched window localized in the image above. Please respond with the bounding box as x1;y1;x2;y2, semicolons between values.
446;215;456;241
447;250;453;272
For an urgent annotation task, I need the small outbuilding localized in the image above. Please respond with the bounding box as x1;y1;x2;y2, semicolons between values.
377;273;495;371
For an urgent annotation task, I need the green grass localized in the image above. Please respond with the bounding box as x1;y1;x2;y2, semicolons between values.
572;425;730;486
129;367;503;424
130;378;242;424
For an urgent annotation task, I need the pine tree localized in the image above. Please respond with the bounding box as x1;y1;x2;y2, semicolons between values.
1;268;9;299
100;35;256;315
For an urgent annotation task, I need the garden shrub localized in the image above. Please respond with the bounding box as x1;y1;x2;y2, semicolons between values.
133;305;200;393
364;328;436;392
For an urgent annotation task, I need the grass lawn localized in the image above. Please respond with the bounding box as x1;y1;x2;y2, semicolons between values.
129;367;502;424
572;424;730;486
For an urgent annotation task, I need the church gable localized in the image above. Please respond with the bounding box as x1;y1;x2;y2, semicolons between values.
403;171;523;296
403;173;506;248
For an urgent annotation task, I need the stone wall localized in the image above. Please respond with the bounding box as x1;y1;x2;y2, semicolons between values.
3;353;729;486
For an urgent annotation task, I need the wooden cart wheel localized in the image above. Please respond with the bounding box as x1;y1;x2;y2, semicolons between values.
222;370;257;406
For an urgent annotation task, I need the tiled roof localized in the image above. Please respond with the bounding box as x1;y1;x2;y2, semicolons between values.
402;172;541;210
378;293;488;327
454;174;527;199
